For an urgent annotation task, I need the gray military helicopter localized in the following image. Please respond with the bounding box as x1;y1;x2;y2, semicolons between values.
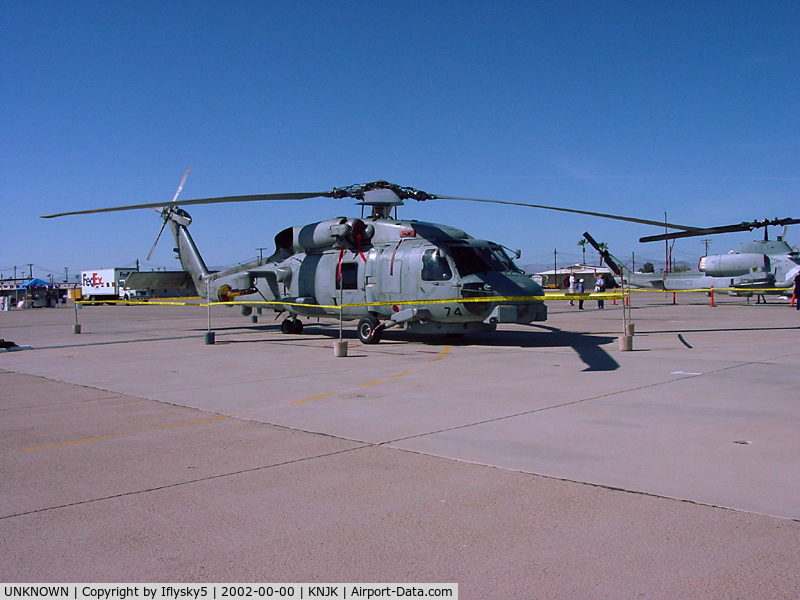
46;180;570;343
583;217;800;295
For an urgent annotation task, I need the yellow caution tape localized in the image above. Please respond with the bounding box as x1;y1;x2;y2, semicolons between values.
76;286;789;309
79;292;624;309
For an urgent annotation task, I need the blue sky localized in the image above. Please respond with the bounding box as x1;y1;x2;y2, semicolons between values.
2;1;799;281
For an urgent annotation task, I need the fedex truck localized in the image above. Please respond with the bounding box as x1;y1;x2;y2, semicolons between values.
80;268;149;302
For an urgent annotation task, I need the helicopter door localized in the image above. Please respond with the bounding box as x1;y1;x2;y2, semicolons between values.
319;251;366;319
364;244;404;315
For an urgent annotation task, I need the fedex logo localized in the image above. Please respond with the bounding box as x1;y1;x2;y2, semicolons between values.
82;273;104;287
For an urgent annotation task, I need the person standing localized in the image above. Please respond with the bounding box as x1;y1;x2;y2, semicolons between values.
595;274;605;309
568;273;576;306
578;278;585;310
794;273;800;310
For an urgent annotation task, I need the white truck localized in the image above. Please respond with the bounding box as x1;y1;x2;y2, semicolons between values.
80;268;150;302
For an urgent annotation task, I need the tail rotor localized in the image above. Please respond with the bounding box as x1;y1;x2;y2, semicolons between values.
147;168;190;261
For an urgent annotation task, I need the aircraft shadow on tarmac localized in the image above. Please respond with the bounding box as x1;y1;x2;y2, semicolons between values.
202;322;620;372
645;325;799;335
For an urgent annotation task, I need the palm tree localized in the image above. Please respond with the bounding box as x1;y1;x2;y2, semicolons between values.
597;242;608;266
577;239;587;265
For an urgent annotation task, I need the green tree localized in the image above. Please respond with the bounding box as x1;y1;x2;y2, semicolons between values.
577;238;587;265
597;242;608;266
641;262;655;273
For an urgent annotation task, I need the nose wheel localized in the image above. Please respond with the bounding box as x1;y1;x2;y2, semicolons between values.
280;317;304;334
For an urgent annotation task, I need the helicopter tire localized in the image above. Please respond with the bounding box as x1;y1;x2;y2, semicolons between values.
280;318;295;334
357;316;382;344
292;319;304;334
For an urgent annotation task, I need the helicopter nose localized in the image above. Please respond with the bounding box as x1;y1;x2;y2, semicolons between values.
460;272;543;297
459;272;546;321
488;272;544;298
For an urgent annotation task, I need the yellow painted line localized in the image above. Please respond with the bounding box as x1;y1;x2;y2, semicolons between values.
357;379;386;388
23;434;120;452
426;345;451;365
357;370;413;388
291;392;335;405
293;345;451;405
19;414;232;453
386;370;413;379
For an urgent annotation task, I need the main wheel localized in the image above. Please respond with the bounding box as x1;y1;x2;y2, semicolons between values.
292;319;304;334
280;318;294;334
357;316;382;344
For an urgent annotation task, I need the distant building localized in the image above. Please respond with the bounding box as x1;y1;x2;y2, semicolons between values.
535;264;617;289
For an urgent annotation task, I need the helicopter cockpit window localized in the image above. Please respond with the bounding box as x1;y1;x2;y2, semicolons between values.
421;248;453;281
489;245;522;273
449;246;491;276
475;247;507;272
337;262;358;290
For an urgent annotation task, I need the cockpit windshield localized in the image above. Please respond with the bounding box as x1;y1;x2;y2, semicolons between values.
489;245;522;273
447;244;522;276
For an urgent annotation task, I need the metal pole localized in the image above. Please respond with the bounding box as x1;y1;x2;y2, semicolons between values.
664;212;669;274
553;249;557;289
72;296;81;333
204;278;215;344
339;279;343;341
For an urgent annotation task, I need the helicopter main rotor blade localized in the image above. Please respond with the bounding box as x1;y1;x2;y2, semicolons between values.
41;191;329;218
639;217;800;243
170;167;191;204
146;217;169;261
432;195;700;232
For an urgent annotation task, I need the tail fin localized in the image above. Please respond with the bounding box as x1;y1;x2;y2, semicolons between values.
166;209;212;295
583;232;631;279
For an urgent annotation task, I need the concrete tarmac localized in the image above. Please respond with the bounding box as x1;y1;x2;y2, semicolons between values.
1;293;799;598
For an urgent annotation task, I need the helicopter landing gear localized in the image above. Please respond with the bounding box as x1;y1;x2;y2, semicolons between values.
357;315;383;344
280;317;304;335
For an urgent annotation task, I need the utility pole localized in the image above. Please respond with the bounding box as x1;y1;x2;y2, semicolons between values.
27;264;33;279
553;248;558;289
64;267;69;283
702;239;712;256
664;212;669;273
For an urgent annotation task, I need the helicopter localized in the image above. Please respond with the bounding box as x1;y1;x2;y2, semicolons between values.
45;180;570;343
44;177;699;343
583;217;800;296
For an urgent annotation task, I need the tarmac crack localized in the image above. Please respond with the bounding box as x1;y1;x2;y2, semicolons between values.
0;443;375;521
